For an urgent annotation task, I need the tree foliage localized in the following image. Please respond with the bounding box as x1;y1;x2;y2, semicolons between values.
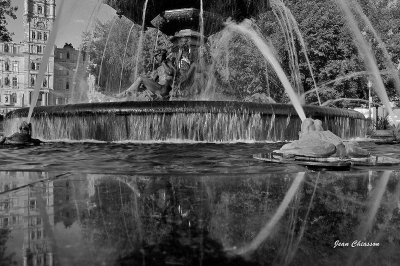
0;0;17;42
84;0;400;106
279;0;400;107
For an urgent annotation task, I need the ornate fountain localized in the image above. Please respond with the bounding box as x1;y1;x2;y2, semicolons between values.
4;0;367;142
105;0;272;92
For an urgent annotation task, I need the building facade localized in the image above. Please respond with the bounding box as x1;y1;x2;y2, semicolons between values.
0;0;86;115
54;43;86;104
0;0;55;115
24;0;55;109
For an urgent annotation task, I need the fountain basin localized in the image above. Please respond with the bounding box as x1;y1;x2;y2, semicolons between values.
4;101;366;142
150;8;224;36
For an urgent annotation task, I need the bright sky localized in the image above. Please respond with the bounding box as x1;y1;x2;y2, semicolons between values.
6;0;116;48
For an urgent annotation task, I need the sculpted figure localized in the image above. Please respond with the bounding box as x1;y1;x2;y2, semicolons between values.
277;118;369;158
0;121;42;145
117;49;176;101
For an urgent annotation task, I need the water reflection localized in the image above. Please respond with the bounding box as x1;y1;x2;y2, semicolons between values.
0;171;399;265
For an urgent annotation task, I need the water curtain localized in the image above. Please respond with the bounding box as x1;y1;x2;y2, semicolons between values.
119;22;136;93
133;0;149;81
71;0;102;103
97;17;117;88
271;0;321;105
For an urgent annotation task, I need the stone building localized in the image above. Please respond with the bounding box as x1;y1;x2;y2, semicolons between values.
0;0;55;115
54;43;87;104
0;0;87;115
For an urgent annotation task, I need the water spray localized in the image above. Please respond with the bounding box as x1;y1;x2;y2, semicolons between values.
226;20;306;121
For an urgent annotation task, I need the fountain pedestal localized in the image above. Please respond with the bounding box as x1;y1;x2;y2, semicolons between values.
151;8;214;98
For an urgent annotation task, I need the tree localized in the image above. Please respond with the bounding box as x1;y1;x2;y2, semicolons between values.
0;0;18;42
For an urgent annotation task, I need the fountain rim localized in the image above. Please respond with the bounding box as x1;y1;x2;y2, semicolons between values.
5;101;366;120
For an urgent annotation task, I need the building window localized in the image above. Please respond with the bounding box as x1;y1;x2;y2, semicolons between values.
31;76;35;86
12;46;16;54
4;62;9;71
38;6;43;14
44;33;47;41
37;32;42;40
3;218;8;228
66;81;69;90
29;200;36;210
4;44;9;53
59;53;63;59
11;93;16;103
42;78;47;87
37;46;42;53
4;77;9;86
32;31;35;39
31;62;35;70
12;77;17;87
12;62;18;72
67;52;70;59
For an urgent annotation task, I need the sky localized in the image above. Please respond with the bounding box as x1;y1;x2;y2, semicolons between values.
6;0;116;48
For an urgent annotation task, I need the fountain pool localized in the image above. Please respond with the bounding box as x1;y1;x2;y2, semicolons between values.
0;141;400;266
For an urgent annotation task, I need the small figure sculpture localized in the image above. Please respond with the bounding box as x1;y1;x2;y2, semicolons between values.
0;121;42;145
276;118;369;159
117;49;176;101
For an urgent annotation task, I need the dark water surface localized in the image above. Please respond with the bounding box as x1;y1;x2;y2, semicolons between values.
1;141;400;173
0;142;400;265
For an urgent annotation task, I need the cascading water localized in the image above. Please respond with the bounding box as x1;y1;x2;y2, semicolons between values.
5;102;365;142
336;0;394;117
225;20;307;121
199;0;206;88
352;1;400;98
119;22;136;93
272;4;302;98
71;0;102;104
97;17;117;89
133;0;149;81
271;0;321;105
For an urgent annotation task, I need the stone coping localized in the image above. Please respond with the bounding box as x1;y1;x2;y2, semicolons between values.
6;101;366;120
